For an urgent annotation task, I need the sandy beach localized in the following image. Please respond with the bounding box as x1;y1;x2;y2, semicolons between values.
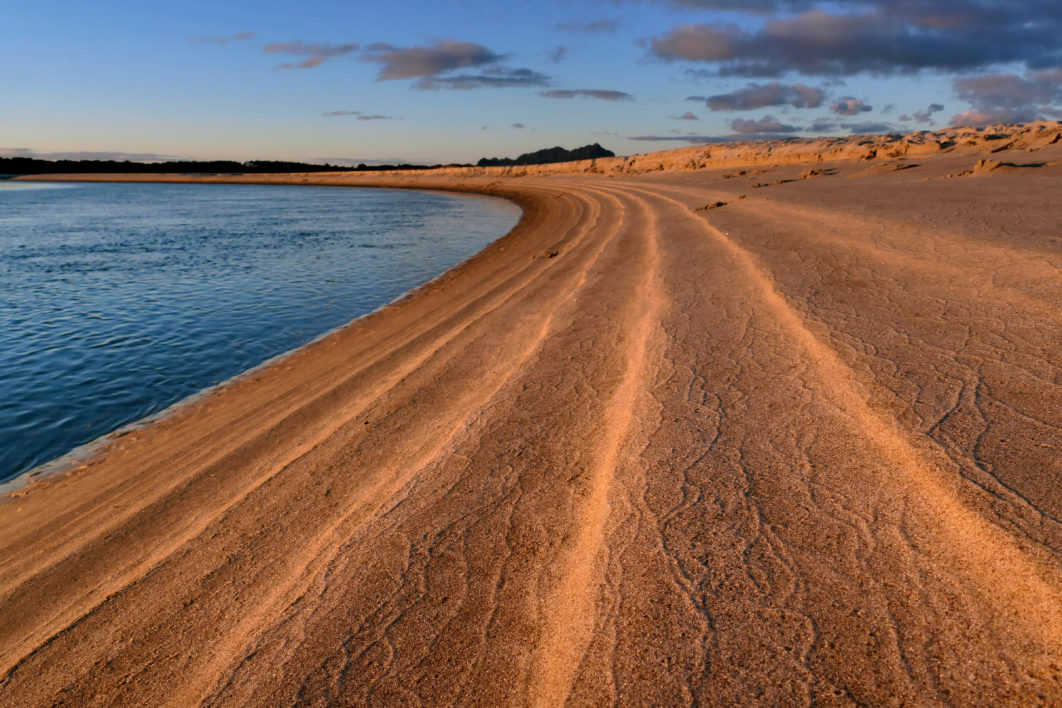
2;123;1062;705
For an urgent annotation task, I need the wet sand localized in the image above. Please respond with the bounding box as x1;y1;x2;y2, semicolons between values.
2;124;1062;705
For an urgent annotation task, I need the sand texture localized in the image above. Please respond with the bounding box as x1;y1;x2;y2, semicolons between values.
2;123;1062;705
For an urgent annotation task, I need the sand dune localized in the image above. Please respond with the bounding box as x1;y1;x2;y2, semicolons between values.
2;124;1062;705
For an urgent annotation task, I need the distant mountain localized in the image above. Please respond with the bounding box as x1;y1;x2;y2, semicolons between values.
477;143;615;167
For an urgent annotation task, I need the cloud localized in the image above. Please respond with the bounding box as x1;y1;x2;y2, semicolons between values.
266;38;549;90
360;40;502;80
653;25;741;64
512;123;526;128
949;109;1036;125
949;70;1062;125
622;0;820;9
841;121;894;134
557;19;619;33
831;97;873;115
548;45;568;63
628;134;720;143
808;120;839;132
416;68;549;90
354;40;548;90
693;81;824;111
899;103;945;123
266;42;360;69
649;2;1062;77
639;0;1062;31
628;132;801;143
190;32;254;45
730;114;798;133
671;111;699;120
540;89;634;101
318;110;401;120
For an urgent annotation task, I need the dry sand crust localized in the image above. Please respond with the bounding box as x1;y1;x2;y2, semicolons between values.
2;122;1062;705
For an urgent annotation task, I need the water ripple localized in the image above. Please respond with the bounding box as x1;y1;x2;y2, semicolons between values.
0;182;519;481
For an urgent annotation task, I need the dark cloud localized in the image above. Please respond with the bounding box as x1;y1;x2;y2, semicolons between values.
265;42;360;70
950;70;1062;125
361;40;502;80
266;38;549;90
628;134;720;143
417;68;549;90
356;40;547;90
541;89;635;101
624;0;800;9
841;121;894;134
322;110;399;120
190;32;255;45
512;123;526;129
831;97;873;115
548;45;569;63
649;2;1062;77
694;81;824;111
731;114;798;133
950;108;1040;126
808;120;839;132
638;0;1062;31
671;111;699;120
556;19;619;33
899;103;945;123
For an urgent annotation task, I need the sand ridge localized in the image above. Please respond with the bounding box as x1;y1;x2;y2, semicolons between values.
2;125;1062;704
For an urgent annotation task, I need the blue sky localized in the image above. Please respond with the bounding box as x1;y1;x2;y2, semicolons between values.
3;0;1060;163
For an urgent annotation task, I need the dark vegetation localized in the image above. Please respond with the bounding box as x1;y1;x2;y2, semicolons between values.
477;143;615;167
0;158;454;176
1;144;617;176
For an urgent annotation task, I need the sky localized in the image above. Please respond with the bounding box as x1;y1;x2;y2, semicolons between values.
3;0;1061;164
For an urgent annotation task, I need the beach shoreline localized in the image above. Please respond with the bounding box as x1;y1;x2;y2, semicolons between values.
0;182;524;497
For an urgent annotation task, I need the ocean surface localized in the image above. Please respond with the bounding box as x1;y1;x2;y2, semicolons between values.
0;181;520;483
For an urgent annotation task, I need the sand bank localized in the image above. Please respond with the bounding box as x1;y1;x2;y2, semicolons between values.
2;124;1062;704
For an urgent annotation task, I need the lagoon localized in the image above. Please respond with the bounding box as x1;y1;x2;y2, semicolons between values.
0;181;518;482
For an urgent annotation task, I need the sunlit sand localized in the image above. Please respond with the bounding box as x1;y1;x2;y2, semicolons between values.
2;122;1061;704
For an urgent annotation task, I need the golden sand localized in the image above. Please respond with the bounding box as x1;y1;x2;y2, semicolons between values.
2;122;1061;705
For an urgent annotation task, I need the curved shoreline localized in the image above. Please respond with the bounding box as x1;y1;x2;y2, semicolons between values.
0;182;523;496
2;140;1062;703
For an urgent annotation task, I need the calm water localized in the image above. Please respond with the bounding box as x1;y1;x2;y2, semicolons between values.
0;181;519;482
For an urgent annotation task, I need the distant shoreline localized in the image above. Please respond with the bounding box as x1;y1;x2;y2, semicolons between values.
13;121;1061;183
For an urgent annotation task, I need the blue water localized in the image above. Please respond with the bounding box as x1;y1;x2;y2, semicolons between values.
0;181;519;482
